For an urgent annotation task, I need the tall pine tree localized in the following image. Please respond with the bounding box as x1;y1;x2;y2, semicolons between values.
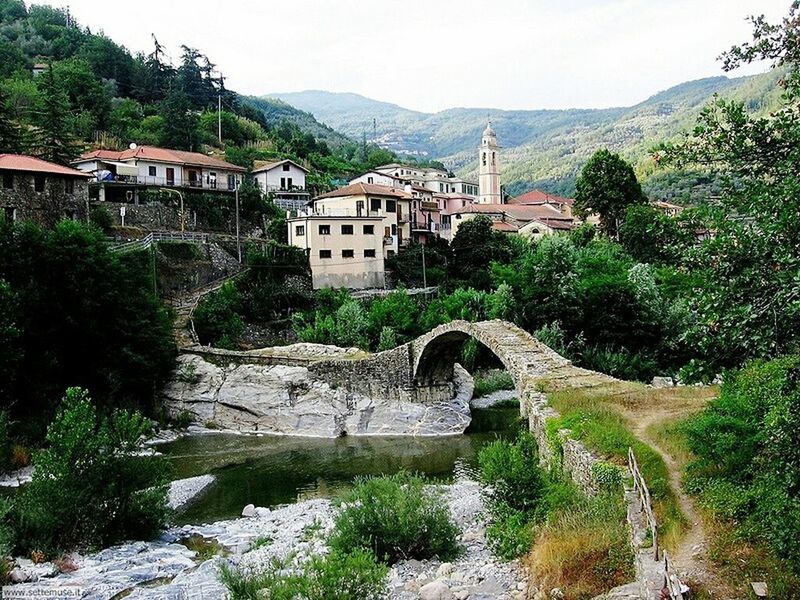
34;66;77;164
0;86;23;154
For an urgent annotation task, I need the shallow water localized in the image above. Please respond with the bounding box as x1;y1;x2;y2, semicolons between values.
161;407;521;524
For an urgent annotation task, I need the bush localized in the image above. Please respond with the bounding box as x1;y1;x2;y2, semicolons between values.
220;548;388;600
329;472;460;564
193;282;244;349
14;388;170;556
485;502;535;560
89;205;112;230
473;370;515;398
684;357;800;573
0;412;11;474
478;433;547;515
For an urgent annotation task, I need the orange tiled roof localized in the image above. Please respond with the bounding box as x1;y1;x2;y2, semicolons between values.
509;189;575;206
315;182;412;200
78;146;245;172
0;154;90;177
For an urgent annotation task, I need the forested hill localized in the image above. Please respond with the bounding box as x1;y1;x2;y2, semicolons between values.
267;69;785;201
0;0;383;185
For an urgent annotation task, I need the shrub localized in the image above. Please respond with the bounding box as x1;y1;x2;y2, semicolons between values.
220;548;387;600
478;433;547;515
193;282;244;348
329;472;460;564
14;388;170;556
377;326;397;352
0;412;11;474
486;502;535;560
89;205;112;230
473;370;515;398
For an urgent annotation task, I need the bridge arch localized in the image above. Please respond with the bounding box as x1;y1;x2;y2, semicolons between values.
410;320;572;392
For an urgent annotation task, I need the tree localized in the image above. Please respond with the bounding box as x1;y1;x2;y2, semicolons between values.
574;149;646;237
450;215;512;290
33;66;76;164
158;86;199;151
657;3;800;375
618;204;691;265
0;86;22;154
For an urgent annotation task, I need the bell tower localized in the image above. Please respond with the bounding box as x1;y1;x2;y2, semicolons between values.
479;118;501;204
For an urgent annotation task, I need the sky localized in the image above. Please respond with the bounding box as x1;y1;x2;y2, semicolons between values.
42;0;789;113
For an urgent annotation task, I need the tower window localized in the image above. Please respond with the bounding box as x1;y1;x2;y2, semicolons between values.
492;152;496;165
482;153;486;166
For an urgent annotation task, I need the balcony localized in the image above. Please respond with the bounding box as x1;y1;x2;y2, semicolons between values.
92;174;239;192
383;236;393;245
420;201;440;212
411;220;439;233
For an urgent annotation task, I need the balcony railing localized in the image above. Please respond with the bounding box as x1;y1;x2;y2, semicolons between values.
299;207;386;218
411;220;439;233
261;184;308;194
93;174;238;192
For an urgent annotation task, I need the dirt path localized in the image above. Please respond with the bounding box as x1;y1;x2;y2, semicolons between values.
623;401;732;596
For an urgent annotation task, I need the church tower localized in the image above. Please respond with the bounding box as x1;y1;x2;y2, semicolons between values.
478;118;501;204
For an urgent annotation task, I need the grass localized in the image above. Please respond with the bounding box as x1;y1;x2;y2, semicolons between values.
525;493;635;600
179;535;227;561
547;389;687;549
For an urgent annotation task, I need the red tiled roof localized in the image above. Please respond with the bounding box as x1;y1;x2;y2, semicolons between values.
315;182;411;200
77;146;245;172
0;154;90;177
252;159;308;174
509;189;575;206
492;221;518;232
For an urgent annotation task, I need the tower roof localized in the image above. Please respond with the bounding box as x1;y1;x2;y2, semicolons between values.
482;118;496;138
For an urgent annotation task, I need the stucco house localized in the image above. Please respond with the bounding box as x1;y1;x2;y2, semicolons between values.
252;159;310;211
448;202;575;240
0;154;90;227
313;183;412;258
72;145;246;203
287;211;385;290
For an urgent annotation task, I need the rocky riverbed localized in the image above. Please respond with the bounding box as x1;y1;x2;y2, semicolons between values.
5;478;525;600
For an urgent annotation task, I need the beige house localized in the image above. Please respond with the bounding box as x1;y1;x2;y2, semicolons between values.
287;212;385;290
313;183;412;258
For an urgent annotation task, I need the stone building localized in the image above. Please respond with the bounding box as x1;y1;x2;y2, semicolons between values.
0;154;90;227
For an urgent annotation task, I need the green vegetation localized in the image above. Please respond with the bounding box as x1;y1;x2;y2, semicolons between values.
473;371;515;398
684;357;800;574
0;219;175;436
476;433;634;597
329;472;460;564
547;388;686;547
220;548;387;600
13;388;170;556
574;150;646;236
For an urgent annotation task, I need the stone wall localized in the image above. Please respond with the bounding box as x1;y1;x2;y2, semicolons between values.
0;174;88;227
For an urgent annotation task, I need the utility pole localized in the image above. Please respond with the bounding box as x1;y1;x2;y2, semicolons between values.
218;94;222;144
421;245;427;289
235;179;241;263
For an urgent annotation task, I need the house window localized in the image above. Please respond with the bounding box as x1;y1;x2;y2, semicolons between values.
148;166;157;177
228;174;236;190
34;174;45;192
2;173;12;189
319;224;331;235
341;224;354;235
3;207;15;222
385;200;396;213
367;177;373;184
342;249;354;258
319;249;332;259
364;249;376;258
356;200;364;216
295;225;305;236
283;163;290;171
363;225;374;235
280;177;286;189
287;177;293;189
209;172;217;188
65;178;74;194
370;198;381;212
384;227;390;237
391;224;397;235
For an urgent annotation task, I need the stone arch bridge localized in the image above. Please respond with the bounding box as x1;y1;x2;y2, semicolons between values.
183;319;617;408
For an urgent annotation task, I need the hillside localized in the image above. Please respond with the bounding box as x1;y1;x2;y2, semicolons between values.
266;70;785;201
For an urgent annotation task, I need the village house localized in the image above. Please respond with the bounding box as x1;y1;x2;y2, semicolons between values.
72;145;246;204
312;183;412;258
448;202;575;239
287;211;385;290
352;165;479;199
252;159;310;211
652;200;684;217
0;154;90;227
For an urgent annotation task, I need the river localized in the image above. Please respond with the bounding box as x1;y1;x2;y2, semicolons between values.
161;406;521;524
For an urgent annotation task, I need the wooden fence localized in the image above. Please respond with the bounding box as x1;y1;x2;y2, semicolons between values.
628;446;659;560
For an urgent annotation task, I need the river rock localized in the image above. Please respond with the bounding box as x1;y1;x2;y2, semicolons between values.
420;579;454;600
163;354;473;437
168;475;215;510
650;376;674;388
241;503;256;517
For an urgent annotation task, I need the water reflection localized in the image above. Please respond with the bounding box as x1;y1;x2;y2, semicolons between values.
162;408;520;524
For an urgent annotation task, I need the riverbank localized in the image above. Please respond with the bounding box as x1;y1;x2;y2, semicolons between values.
4;478;525;599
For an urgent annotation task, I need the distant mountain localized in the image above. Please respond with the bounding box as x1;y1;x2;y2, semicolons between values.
243;96;352;148
265;70;784;201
